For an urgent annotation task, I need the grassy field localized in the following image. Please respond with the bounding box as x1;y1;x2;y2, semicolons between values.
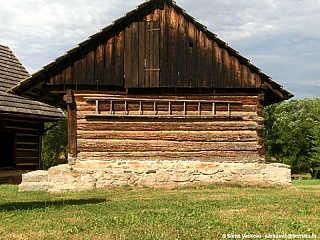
0;181;319;240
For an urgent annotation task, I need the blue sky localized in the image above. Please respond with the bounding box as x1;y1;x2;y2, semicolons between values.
1;0;319;99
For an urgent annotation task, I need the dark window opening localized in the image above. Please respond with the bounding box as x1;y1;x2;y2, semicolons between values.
0;132;15;168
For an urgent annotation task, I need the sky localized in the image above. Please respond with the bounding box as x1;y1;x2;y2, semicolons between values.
1;0;319;99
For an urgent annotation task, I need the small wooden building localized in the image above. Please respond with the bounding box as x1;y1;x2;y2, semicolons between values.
0;45;65;180
11;0;293;167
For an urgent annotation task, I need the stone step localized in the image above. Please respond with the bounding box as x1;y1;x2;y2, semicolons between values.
19;182;51;192
22;170;48;183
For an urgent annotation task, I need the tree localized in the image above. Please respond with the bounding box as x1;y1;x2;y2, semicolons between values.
41;119;68;170
264;98;320;178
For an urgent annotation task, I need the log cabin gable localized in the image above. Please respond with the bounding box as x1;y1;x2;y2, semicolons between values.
44;2;263;90
11;0;293;106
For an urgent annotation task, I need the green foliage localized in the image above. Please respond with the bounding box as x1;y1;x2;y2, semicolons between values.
264;98;320;178
41;120;68;170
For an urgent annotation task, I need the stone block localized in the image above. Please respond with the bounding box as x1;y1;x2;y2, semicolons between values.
201;169;219;175
240;169;260;175
19;182;51;192
172;173;190;182
22;170;48;183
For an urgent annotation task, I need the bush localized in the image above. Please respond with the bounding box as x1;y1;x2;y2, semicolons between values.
41;120;68;170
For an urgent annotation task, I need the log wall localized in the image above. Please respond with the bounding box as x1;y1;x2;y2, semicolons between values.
75;93;265;163
0;117;41;170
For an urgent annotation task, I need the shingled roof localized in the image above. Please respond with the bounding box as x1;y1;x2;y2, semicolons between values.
0;45;65;121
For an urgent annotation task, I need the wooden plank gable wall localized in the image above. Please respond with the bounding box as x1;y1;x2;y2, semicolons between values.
46;2;261;90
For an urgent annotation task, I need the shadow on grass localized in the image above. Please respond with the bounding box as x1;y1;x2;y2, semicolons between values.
0;198;109;211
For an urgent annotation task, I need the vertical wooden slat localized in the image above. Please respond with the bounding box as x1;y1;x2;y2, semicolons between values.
86;49;95;85
104;37;114;85
187;21;196;88
205;36;213;87
124;26;132;88
167;6;178;87
139;21;147;87
222;49;230;88
234;58;242;88
64;60;73;85
159;2;167;87
139;101;142;115
125;101;128;115
150;21;160;87
110;100;113;114
154;102;157;115
213;42;223;88
241;65;249;88
177;11;187;87
131;22;139;87
198;30;206;87
212;103;216;115
95;100;99;114
95;44;104;86
114;30;124;86
73;57;82;88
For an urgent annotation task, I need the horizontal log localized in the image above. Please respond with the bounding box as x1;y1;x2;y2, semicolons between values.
74;94;259;106
16;151;38;158
77;139;259;152
77;120;258;131
77;130;258;142
77;151;260;162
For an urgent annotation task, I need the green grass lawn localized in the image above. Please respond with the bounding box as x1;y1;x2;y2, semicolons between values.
0;181;319;240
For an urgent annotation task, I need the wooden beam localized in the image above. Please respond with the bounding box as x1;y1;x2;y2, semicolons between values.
64;89;77;158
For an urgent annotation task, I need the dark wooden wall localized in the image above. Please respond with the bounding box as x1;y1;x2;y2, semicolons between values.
0;117;41;170
74;93;264;163
46;2;261;90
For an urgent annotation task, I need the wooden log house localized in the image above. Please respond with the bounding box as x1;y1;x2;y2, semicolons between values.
0;45;65;182
11;0;293;166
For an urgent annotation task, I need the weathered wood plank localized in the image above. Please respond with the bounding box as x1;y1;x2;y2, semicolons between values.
186;20;197;88
95;44;104;86
73;57;82;87
197;29;206;87
77;120;258;132
213;42;223;88
159;3;167;87
150;21;160;87
205;35;213;87
139;21;147;87
131;22;139;87
177;11;187;87
114;30;125;86
77;130;258;142
78;139;259;152
77;151;260;162
124;26;132;87
86;49;95;85
168;6;178;87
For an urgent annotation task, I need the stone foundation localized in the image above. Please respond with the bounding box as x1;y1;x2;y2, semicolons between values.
19;161;291;193
0;170;31;184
